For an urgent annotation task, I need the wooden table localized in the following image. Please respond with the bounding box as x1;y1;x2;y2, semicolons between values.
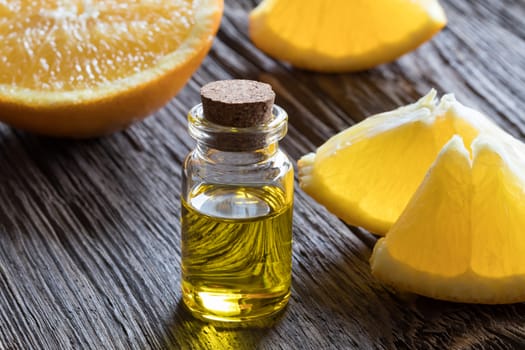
1;1;524;348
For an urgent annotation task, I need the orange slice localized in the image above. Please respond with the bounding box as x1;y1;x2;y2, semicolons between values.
249;0;446;72
371;135;525;304
0;0;223;137
298;90;501;234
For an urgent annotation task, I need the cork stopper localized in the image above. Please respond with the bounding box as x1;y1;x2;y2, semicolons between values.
200;80;275;128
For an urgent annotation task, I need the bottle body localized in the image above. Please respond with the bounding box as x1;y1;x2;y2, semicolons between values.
180;103;294;323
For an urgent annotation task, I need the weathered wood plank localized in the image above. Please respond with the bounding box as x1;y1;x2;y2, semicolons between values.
0;0;525;349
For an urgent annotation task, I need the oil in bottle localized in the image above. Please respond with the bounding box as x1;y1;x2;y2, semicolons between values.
181;184;293;322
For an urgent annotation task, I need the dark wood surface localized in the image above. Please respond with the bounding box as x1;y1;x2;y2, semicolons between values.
1;1;525;349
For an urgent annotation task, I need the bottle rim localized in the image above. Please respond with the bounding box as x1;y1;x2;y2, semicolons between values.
187;103;288;150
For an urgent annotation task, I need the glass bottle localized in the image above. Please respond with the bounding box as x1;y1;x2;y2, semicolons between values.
180;80;294;324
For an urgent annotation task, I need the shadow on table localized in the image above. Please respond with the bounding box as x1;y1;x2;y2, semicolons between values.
0;129;108;231
164;299;286;350
289;229;525;347
0;126;165;231
0;127;111;184
293;222;525;347
403;297;525;345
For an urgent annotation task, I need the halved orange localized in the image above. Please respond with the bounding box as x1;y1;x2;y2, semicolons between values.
0;0;223;137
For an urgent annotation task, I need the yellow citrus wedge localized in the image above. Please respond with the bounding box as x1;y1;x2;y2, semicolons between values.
249;0;447;72
0;0;223;137
371;134;525;304
298;90;501;234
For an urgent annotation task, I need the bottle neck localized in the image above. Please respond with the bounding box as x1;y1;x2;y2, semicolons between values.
187;103;288;161
195;142;279;165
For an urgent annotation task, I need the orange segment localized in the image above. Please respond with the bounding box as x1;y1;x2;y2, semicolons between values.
371;135;525;304
298;90;501;234
0;0;223;137
470;137;525;278
381;136;473;277
249;0;446;72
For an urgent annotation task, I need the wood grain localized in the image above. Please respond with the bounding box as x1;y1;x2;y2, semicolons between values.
1;0;525;349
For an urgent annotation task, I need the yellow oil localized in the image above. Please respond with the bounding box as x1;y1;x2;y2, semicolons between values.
180;184;293;323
